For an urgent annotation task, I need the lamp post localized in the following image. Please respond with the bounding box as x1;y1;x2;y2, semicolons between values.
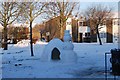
118;2;120;48
118;2;120;49
118;18;120;49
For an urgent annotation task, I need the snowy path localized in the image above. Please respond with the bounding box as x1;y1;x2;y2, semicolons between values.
1;42;119;78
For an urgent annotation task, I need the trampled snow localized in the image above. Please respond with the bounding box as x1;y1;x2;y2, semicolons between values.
0;41;119;78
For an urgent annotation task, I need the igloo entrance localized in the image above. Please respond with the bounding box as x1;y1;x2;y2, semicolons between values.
51;47;60;60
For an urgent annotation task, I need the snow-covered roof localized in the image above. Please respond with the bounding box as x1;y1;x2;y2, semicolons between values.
13;23;24;27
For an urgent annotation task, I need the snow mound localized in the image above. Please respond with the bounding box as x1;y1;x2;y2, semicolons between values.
36;41;47;45
14;40;30;47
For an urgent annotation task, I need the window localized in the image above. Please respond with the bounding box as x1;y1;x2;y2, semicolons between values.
100;33;106;38
85;33;90;37
83;22;87;26
114;33;118;38
104;33;106;38
113;20;120;25
114;21;115;25
118;20;120;25
79;21;87;26
114;21;117;25
100;33;103;38
79;22;83;26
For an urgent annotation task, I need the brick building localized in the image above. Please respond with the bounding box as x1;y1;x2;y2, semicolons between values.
41;14;119;43
43;16;78;42
78;16;113;43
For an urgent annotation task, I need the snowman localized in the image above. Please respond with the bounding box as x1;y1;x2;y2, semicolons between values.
61;30;77;63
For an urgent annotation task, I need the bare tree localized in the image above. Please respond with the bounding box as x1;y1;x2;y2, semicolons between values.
0;2;23;50
44;0;80;39
22;2;47;56
84;4;113;45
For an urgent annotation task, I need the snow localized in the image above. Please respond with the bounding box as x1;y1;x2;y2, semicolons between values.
0;41;120;78
14;40;30;47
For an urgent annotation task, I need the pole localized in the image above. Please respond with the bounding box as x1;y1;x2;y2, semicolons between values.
105;52;111;80
105;53;108;80
118;2;120;49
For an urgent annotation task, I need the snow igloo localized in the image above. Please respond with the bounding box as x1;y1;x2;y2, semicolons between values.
40;30;77;63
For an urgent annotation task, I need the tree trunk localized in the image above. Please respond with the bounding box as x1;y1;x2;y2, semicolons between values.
59;15;65;40
3;24;8;50
40;33;42;41
96;25;102;45
60;26;64;40
30;21;34;56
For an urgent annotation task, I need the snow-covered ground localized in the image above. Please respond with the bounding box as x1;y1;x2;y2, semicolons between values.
0;41;120;79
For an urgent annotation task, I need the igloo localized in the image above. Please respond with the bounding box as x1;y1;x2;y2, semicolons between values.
40;30;77;63
40;38;63;61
